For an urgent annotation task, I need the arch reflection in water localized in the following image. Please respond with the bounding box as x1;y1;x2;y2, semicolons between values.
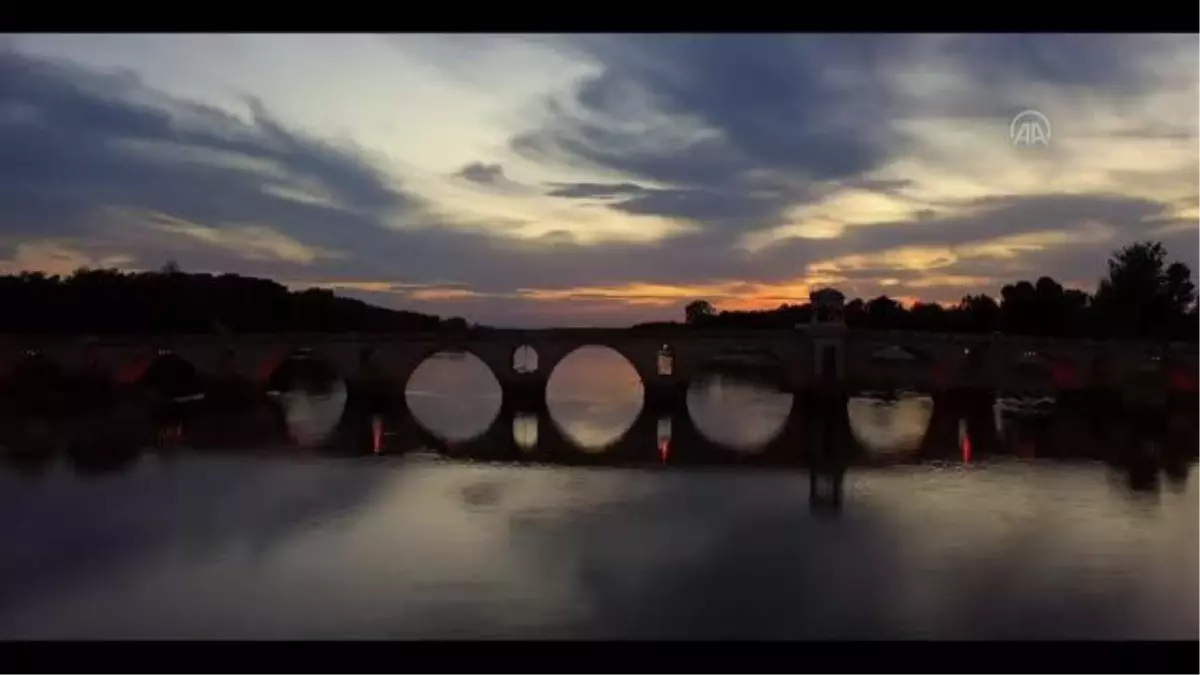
513;412;538;451
685;372;793;453
273;380;348;448
265;353;348;448
846;393;933;457
405;351;502;443
546;346;643;452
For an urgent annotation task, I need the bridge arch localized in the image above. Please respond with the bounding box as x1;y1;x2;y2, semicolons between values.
545;344;646;450
6;349;65;394
685;381;795;455
684;344;793;389
545;343;651;393
682;346;796;453
117;349;204;401
856;342;943;392
403;346;503;444
400;344;504;394
549;338;652;391
868;344;933;363
1006;349;1081;391
261;347;344;394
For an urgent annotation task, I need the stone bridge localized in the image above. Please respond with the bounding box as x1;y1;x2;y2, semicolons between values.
0;326;1196;401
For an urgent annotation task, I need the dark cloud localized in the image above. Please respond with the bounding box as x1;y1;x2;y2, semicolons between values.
454;161;513;188
544;182;647;199
519;34;1195;234
0;46;415;261
514;36;910;235
940;34;1171;96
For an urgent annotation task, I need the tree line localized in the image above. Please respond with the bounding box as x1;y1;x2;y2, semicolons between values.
670;242;1198;342
0;242;1194;340
0;262;466;335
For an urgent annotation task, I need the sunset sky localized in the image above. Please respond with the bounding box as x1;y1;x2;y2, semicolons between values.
1;34;1196;326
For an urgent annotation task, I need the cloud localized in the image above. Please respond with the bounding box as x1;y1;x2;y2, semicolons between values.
454;161;515;189
511;36;911;237
139;211;345;264
0;46;418;269
0;241;134;277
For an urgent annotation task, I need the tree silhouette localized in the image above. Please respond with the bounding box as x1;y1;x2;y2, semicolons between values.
865;296;905;329
0;241;1194;342
684;300;716;325
956;294;1000;333
1093;242;1197;339
0;266;455;335
664;241;1197;342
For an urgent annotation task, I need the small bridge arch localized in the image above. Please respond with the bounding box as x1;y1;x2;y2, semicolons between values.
118;349;204;398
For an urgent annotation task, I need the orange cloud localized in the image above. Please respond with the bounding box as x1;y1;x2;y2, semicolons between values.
0;240;135;276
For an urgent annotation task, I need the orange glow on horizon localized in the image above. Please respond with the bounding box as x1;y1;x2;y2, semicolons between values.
280;272;987;320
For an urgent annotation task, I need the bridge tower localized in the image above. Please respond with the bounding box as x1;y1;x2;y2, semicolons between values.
805;287;847;388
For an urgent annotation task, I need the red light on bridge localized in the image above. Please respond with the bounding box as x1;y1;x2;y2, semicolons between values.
372;416;384;454
958;419;972;465
259;352;289;384
1051;363;1080;389
1169;368;1198;392
116;355;154;385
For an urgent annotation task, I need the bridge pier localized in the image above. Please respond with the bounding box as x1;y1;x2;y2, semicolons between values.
644;378;687;415
499;374;548;412
922;388;997;460
799;389;856;464
802;390;849;512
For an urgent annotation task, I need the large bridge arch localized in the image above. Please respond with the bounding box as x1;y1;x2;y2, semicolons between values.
844;332;966;392
397;343;504;393
663;335;808;391
258;347;347;395
542;343;649;391
116;349;204;398
400;345;505;443
3;348;67;400
1000;347;1084;393
518;338;657;393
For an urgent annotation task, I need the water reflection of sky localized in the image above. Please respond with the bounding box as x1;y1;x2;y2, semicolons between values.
273;381;347;448
545;347;643;450
847;394;934;456
686;374;793;453
513;413;537;451
405;352;502;442
1;459;1193;639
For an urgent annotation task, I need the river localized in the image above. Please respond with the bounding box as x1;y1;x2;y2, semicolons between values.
0;346;1195;639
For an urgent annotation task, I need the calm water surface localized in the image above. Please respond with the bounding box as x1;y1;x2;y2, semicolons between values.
0;347;1195;639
